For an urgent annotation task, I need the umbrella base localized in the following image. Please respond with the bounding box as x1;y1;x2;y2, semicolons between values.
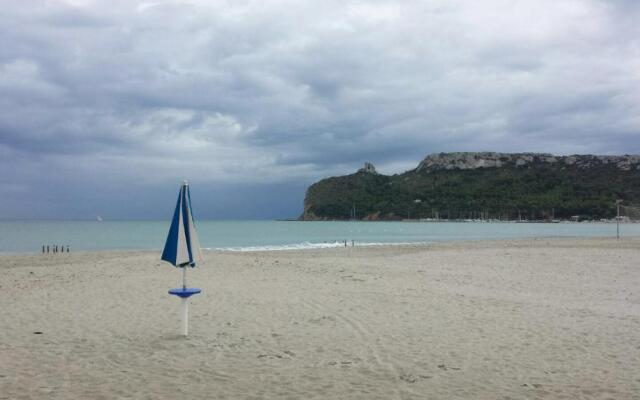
168;287;202;298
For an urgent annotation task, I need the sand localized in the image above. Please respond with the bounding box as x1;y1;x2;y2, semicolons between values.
0;238;639;399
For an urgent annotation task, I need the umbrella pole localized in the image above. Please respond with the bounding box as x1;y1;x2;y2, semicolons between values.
181;266;189;336
181;297;189;336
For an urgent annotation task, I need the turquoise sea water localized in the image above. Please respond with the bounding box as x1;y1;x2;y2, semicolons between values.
1;220;638;254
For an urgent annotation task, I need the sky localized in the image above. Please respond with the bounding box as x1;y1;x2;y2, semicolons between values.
0;0;639;219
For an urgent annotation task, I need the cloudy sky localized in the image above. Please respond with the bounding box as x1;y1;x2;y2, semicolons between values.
1;0;639;219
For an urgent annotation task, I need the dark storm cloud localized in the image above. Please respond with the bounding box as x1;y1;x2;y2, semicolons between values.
0;0;639;218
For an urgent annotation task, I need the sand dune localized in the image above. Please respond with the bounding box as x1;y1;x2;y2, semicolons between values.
1;238;639;399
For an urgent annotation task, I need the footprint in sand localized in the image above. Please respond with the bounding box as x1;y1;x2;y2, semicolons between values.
308;316;336;324
257;350;295;360
328;360;355;367
437;364;460;371
399;374;417;383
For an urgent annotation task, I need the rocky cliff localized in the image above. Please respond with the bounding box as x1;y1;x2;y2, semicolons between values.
416;152;640;172
301;153;640;221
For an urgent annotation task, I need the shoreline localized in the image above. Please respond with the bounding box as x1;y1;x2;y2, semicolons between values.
2;219;638;255
2;235;639;258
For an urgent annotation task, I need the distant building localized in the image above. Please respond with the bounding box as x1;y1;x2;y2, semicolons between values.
358;162;378;174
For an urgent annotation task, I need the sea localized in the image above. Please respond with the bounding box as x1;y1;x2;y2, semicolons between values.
1;220;638;254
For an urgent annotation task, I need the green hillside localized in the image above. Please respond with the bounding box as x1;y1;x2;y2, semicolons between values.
301;153;640;221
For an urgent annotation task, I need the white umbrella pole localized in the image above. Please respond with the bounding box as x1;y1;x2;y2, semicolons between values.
181;266;189;336
181;297;189;336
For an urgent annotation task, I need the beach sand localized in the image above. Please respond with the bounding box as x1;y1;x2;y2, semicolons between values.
1;238;639;399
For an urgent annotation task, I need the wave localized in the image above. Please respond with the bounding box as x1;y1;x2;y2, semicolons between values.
207;240;433;252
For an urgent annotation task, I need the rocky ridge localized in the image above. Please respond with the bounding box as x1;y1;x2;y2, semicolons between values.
416;152;640;172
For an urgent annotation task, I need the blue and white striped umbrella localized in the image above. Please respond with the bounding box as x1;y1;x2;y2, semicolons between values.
161;181;203;268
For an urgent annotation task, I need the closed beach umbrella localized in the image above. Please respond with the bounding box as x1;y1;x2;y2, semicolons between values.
162;181;203;268
161;181;202;336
